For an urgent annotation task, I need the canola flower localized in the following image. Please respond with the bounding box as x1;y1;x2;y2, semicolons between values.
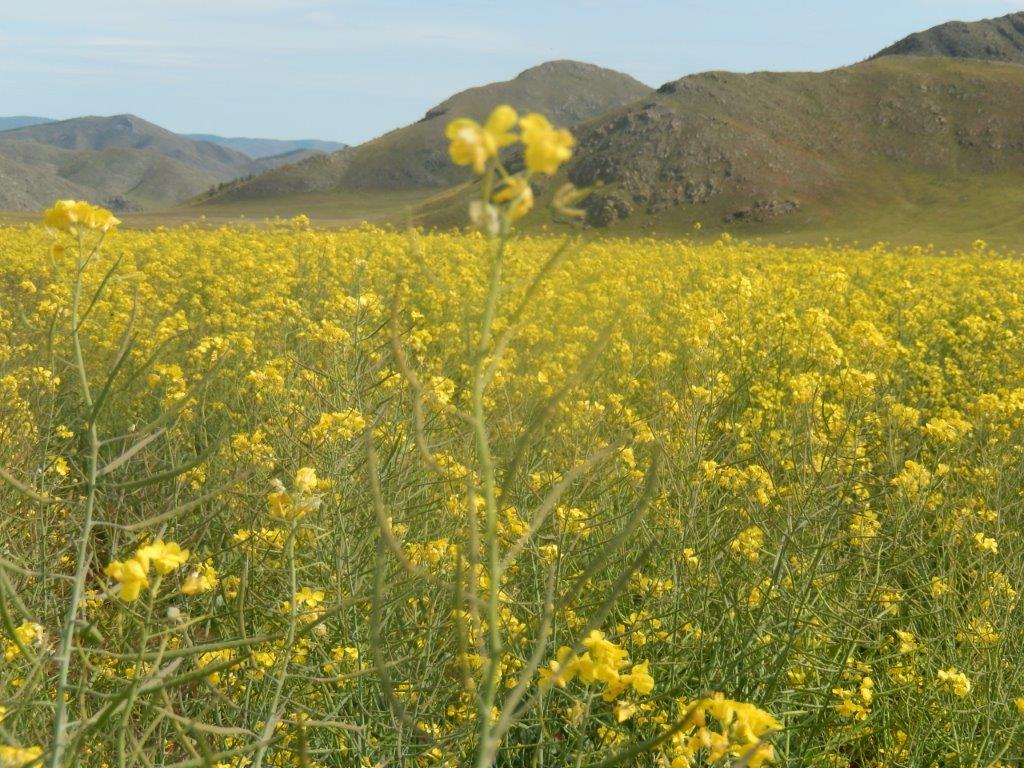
937;667;972;698
445;105;519;174
520;112;575;175
0;745;43;768
42;199;121;234
180;563;218;596
104;541;190;601
445;104;577;228
539;630;653;700
662;695;782;768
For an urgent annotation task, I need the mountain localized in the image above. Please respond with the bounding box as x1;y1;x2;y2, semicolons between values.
0;116;54;131
873;12;1024;64
412;55;1024;245
0;153;90;211
195;61;652;208
558;56;1024;237
185;134;346;159
0;114;316;210
0;114;253;175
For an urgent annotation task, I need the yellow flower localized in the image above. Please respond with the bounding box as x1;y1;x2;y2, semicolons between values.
136;540;190;575
267;489;294;519
492;176;534;222
294;586;326;607
445;105;518;174
520;113;574;175
294;467;318;494
42;200;120;233
0;745;44;768
181;563;218;596
681;547;700;569
197;649;237;685
895;630;917;654
4;622;44;662
628;660;655;695
104;556;149;602
973;532;998;554
613;701;637;722
930;576;950;598
957;617;1000;646
730;525;764;561
937;667;971;697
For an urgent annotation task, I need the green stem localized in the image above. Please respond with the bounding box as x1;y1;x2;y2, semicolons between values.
473;234;506;768
251;520;299;768
49;235;101;768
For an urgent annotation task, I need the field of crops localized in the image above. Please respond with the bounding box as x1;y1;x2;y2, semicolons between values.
2;205;1024;767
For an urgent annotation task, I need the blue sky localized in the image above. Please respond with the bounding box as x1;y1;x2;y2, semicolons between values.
2;1;1021;143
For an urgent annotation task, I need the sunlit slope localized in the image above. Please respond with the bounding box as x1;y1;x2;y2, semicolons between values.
873;11;1024;65
193;61;651;211
413;56;1024;247
0;115;328;210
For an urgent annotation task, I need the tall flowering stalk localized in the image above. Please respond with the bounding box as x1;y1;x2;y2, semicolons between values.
43;202;121;768
370;106;676;766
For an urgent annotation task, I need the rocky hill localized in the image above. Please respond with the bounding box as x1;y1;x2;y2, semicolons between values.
561;56;1024;229
197;61;652;205
873;11;1024;64
410;55;1024;243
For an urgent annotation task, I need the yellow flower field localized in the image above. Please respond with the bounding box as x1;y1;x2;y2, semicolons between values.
2;219;1023;766
2;111;1024;766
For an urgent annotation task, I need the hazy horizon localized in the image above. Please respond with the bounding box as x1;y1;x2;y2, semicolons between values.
3;0;1022;144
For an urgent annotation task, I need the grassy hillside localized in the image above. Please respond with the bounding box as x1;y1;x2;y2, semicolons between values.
195;61;652;211
873;11;1024;64
0;152;90;210
0;115;315;210
192;55;1024;249
411;56;1024;250
0;115;252;175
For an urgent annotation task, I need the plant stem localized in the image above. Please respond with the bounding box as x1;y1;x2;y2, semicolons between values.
473;235;505;768
49;235;100;768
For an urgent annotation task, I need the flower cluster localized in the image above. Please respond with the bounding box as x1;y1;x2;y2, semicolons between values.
540;630;654;709
664;695;782;768
42;200;121;234
446;104;577;228
0;745;44;768
267;467;323;521
104;540;190;601
937;667;972;697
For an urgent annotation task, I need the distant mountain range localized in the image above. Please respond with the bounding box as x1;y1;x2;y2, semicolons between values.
5;10;1024;245
0;115;345;210
184;135;346;160
0;116;55;131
